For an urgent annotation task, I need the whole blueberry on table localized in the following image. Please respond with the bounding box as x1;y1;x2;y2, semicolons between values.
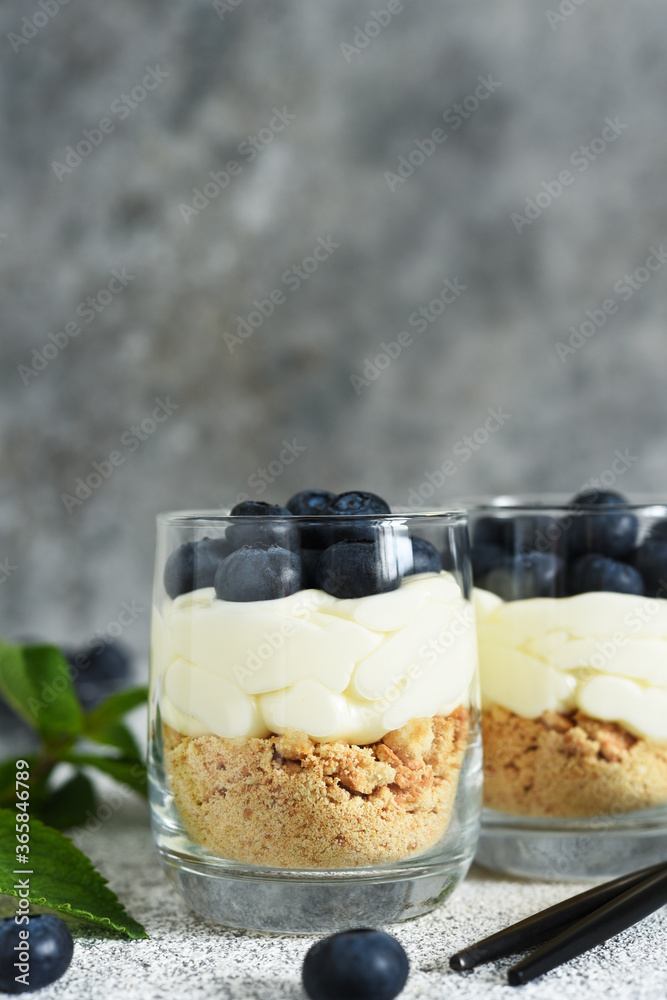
633;540;667;597
0;915;73;993
286;489;336;515
163;536;234;599
569;553;644;596
214;544;304;601
406;536;442;575
226;501;297;549
566;489;638;559
302;929;409;1000
316;540;401;598
481;551;565;601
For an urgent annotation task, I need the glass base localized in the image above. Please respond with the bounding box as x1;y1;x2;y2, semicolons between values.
476;806;667;881
159;847;472;933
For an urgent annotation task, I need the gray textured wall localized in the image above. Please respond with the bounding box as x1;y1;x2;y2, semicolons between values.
2;0;667;666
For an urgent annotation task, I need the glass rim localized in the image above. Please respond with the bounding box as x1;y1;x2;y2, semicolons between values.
461;493;667;515
157;507;468;526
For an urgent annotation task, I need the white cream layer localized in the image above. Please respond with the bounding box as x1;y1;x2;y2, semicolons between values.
474;588;667;742
151;572;478;744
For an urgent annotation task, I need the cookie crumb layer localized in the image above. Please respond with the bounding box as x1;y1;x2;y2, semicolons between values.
482;704;667;818
163;709;469;868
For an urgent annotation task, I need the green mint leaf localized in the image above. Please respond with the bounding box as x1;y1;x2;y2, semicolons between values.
86;721;142;761
84;685;148;733
0;642;82;741
65;753;147;798
0;809;148;938
38;772;97;831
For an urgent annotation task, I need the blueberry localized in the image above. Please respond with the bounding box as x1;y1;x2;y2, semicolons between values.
569;553;644;595
286;491;337;548
406;537;442;576
302;929;409;1000
567;489;638;559
322;491;392;543
325;491;391;517
226;501;296;549
480;552;565;601
632;540;667;597
164;536;234;599
214;544;303;602
286;489;336;515
471;543;505;582
315;541;401;598
0;915;73;993
64;640;132;710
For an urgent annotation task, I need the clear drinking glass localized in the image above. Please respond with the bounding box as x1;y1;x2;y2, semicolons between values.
149;509;481;932
469;496;667;880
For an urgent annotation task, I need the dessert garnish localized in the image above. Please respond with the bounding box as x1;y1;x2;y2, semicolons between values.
303;928;409;1000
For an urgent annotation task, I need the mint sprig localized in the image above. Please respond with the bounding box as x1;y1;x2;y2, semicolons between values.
0;810;148;938
0;640;149;937
0;640;148;819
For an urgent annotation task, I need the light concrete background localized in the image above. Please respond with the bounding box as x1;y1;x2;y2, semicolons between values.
2;0;667;665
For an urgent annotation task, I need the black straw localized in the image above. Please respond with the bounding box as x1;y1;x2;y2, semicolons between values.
449;861;667;971
507;866;667;986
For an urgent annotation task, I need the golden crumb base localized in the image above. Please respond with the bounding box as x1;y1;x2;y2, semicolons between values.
482;704;667;818
162;708;469;868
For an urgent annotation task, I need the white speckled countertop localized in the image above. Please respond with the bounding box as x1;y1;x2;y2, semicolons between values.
4;795;666;1000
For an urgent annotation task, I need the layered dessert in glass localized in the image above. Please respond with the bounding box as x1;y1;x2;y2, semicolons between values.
471;492;667;877
149;492;481;929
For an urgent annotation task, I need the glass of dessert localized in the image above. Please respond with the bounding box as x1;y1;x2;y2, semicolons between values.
148;491;482;932
470;491;667;880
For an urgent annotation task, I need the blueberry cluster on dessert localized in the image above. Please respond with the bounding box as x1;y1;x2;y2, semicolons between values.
473;491;667;819
164;490;443;602
472;489;665;600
